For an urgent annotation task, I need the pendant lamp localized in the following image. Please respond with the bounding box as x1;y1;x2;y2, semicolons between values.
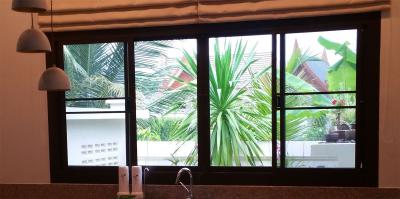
38;0;71;91
17;13;51;53
38;65;71;91
12;0;47;13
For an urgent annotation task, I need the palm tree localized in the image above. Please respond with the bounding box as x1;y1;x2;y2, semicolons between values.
64;43;125;101
64;41;171;108
64;37;355;166
134;41;172;97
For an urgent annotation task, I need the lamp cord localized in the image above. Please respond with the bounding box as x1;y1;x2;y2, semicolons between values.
196;0;199;23
30;13;34;28
51;0;54;35
50;0;55;66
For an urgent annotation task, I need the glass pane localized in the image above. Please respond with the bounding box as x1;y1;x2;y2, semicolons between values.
277;34;281;93
66;99;125;112
66;113;126;166
277;110;281;167
285;93;356;108
64;43;125;99
134;39;198;166
209;35;273;167
285;30;357;92
285;108;356;168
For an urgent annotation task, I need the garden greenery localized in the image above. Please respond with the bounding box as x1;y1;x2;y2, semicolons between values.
64;36;357;166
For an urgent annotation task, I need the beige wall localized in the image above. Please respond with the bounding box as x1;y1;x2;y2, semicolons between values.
379;1;400;188
0;0;399;186
0;0;50;183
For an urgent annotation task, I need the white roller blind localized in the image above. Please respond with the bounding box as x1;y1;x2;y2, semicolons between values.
38;0;390;32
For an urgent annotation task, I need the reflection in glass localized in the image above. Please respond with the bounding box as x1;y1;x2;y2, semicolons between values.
66;113;126;166
209;35;272;167
285;30;357;92
134;39;198;166
285;108;355;168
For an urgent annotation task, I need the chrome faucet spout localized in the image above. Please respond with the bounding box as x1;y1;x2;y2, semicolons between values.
175;168;193;199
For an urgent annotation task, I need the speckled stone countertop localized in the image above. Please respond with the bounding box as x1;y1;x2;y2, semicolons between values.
1;184;400;199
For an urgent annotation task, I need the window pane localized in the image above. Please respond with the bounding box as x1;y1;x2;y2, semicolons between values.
64;43;125;99
277;34;281;93
66;99;125;112
134;39;198;166
285;108;355;168
209;35;272;167
66;113;126;166
285;30;357;92
285;93;356;108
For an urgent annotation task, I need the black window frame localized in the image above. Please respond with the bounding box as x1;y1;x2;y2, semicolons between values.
47;12;380;186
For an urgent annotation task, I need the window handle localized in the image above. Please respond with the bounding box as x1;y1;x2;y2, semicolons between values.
276;95;282;109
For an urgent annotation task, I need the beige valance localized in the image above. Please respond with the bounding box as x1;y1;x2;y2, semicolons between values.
38;0;390;32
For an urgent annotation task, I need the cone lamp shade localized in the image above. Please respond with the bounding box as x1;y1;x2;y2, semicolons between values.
38;65;71;91
17;28;51;53
12;0;47;12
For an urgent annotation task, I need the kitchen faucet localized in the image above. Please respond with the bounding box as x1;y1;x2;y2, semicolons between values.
175;168;193;199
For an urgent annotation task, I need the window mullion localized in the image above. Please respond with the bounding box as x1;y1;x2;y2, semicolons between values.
279;34;286;168
197;36;211;170
127;41;138;166
271;34;278;169
355;28;363;169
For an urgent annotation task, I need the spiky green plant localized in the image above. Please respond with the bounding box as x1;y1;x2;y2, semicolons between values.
208;39;267;166
163;37;335;166
163;39;267;166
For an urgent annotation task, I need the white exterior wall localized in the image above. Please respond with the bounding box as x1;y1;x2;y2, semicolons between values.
67;118;126;166
66;115;354;168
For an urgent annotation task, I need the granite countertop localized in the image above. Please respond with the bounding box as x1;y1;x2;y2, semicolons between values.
1;184;400;199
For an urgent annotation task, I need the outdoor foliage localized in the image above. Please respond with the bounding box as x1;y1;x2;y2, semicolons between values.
137;117;180;141
64;41;171;108
208;40;266;166
165;39;329;166
318;36;356;91
65;35;357;166
162;37;357;166
64;43;125;102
